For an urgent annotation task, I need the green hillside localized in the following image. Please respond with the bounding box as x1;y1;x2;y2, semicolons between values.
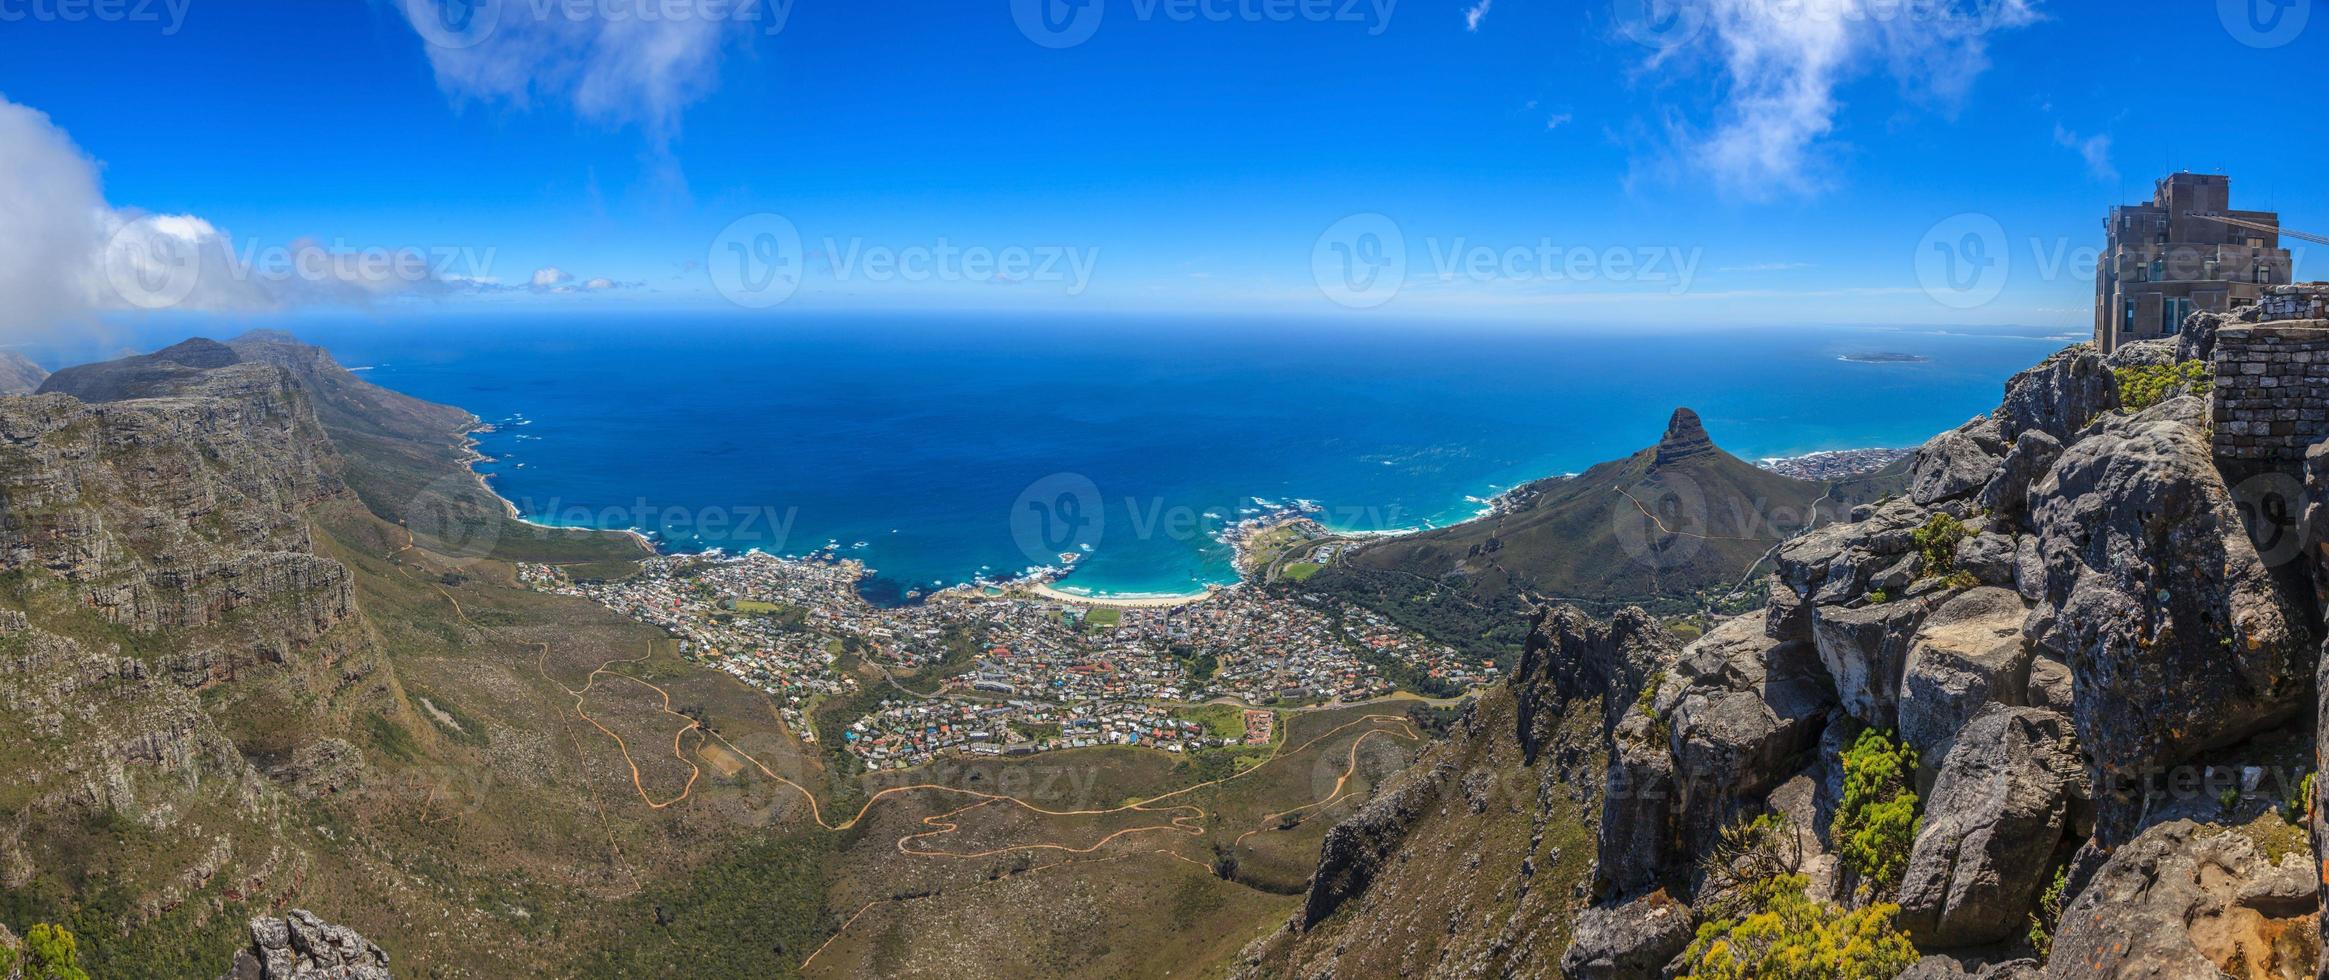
1307;409;1905;659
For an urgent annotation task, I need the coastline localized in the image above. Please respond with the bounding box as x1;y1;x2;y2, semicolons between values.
455;411;1911;603
457;421;657;556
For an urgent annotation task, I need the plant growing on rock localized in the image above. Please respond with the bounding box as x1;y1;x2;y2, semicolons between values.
1910;514;1968;579
1677;874;1919;980
1696;813;1804;923
1834;729;1920;898
2025;865;2068;960
2113;361;2212;412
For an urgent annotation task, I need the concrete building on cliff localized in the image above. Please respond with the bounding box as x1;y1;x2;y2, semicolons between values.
2094;172;2291;354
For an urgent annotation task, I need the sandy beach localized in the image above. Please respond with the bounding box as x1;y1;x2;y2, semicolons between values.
1026;582;1222;608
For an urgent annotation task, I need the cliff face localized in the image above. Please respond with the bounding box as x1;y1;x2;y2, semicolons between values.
1234;605;1674;978
0;349;392;970
1265;323;2329;979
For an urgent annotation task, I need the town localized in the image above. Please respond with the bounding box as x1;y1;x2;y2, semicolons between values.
517;539;1490;769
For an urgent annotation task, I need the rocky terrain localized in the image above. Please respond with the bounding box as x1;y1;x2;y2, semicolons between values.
1254;309;2329;978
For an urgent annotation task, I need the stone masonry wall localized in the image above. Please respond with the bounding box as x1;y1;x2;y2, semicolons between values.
2260;283;2329;322
2211;320;2329;462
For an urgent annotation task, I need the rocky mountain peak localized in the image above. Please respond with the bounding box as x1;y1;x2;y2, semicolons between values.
1653;407;1716;465
152;337;243;369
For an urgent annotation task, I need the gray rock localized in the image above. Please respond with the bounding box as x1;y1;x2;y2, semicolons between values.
1896;588;2034;762
1954;533;2019;587
1896;706;2083;948
2103;338;2177;369
1514;606;1678;756
2025;656;2073;715
1664;612;1836;853
1993;343;2116;444
224;910;389;980
1560;893;1694;980
1811;596;1937;729
2046;819;2318;979
2012;534;2046;604
2026;398;2313;840
1976;429;2064;523
1911;419;2008;506
1600;710;1678;899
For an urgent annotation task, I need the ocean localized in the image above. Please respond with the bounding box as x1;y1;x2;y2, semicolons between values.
70;313;2074;602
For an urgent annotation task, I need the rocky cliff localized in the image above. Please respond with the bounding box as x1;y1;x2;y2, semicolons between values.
0;350;47;395
1261;319;2329;979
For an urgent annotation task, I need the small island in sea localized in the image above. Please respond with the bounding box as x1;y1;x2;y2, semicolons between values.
1838;351;1932;363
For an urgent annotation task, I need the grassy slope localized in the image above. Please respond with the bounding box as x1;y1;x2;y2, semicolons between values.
1312;436;1906;661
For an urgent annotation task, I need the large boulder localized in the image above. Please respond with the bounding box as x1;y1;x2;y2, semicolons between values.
1895;706;2084;948
1599;708;1678;899
1993;343;2116;444
1896;588;2034;762
1662;611;1836;852
1976;429;2063;523
2047;819;2318;979
1911;419;2008;506
1561;892;1693;980
2026;396;2313;840
1811;595;1939;730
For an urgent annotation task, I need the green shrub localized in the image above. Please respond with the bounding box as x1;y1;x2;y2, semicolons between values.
2114;361;2212;412
1911;514;1968;578
1678;874;1919;980
21;923;91;980
1834;729;1920;897
2026;865;2068;960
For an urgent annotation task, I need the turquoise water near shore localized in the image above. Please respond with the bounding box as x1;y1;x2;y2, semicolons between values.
230;314;2069;602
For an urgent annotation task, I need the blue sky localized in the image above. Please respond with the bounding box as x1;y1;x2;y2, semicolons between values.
0;0;2321;330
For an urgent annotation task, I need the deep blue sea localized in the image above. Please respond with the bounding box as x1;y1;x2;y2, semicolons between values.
51;313;2075;602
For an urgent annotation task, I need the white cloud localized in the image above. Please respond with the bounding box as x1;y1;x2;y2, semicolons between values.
531;266;575;289
1545;112;1574;130
394;0;767;137
1465;0;1492;31
2052;123;2116;181
0;95;467;336
1645;0;2038;198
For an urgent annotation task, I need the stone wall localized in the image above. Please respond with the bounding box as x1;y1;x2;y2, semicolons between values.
2210;321;2329;462
2260;283;2329;322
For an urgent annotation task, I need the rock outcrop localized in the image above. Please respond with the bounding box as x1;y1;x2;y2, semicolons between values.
1895;706;2085;947
2047;820;2317;978
222;910;390;980
2025;396;2312;838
